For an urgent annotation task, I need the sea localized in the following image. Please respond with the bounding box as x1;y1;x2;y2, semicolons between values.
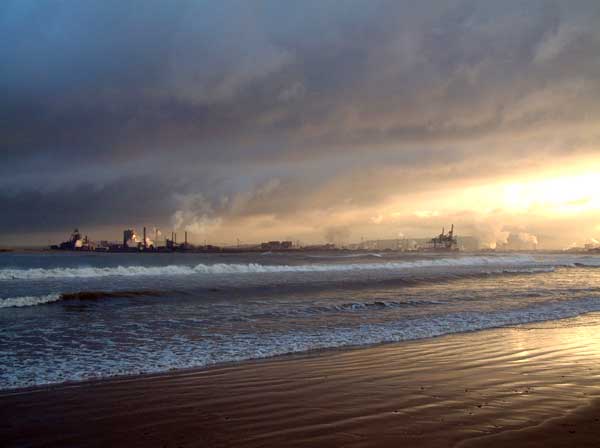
1;250;600;390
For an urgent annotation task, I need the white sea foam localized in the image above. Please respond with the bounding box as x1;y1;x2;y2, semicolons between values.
0;294;61;308
3;297;600;390
0;255;543;280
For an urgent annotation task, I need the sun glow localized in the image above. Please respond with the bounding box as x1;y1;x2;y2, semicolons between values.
383;167;600;223
501;173;600;215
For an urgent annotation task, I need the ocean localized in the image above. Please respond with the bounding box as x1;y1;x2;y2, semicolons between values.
1;250;599;390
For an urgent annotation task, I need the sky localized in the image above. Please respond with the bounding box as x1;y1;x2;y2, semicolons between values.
1;0;600;248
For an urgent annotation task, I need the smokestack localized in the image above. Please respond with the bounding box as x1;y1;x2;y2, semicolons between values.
143;227;147;249
185;231;188;245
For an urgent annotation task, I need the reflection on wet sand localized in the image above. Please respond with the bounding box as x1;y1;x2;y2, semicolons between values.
2;313;600;447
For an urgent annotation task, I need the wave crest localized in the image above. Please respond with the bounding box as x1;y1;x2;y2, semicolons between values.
0;255;542;280
0;290;162;308
0;294;61;308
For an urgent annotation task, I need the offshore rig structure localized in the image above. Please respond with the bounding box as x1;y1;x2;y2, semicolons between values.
426;224;458;252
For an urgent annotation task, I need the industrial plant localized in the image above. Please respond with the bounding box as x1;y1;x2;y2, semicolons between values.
425;225;459;252
51;227;284;253
45;225;600;253
50;225;471;253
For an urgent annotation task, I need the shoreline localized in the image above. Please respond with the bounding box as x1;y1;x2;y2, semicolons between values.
3;314;600;447
1;308;597;394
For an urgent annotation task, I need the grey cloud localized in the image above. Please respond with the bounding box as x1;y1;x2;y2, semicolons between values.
2;0;600;242
0;176;176;233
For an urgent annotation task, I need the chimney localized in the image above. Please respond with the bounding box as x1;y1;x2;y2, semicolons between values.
143;227;147;249
185;231;188;245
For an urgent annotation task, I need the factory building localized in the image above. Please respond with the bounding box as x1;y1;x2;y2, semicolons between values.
51;229;95;251
260;241;294;251
123;229;138;248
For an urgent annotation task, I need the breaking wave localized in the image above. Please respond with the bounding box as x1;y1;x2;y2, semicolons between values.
0;255;549;280
0;290;162;308
0;294;62;308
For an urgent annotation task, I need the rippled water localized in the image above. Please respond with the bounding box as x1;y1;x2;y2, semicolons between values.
1;251;599;389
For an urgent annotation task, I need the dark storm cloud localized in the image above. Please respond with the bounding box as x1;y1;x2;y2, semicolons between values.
0;175;176;232
2;0;600;239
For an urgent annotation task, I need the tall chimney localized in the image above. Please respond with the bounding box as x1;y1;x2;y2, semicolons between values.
143;227;147;249
185;231;188;245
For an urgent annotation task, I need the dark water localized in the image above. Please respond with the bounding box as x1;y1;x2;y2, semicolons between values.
1;251;600;390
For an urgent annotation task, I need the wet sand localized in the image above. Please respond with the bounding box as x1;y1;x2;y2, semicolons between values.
2;314;600;447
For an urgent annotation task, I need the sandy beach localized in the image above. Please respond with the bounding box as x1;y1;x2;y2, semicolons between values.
2;313;600;447
4;0;600;446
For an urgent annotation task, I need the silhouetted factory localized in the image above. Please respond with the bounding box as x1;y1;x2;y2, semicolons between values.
51;228;291;253
50;224;471;253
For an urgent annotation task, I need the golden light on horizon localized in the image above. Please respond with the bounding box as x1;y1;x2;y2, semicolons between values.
382;164;600;229
501;172;600;215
